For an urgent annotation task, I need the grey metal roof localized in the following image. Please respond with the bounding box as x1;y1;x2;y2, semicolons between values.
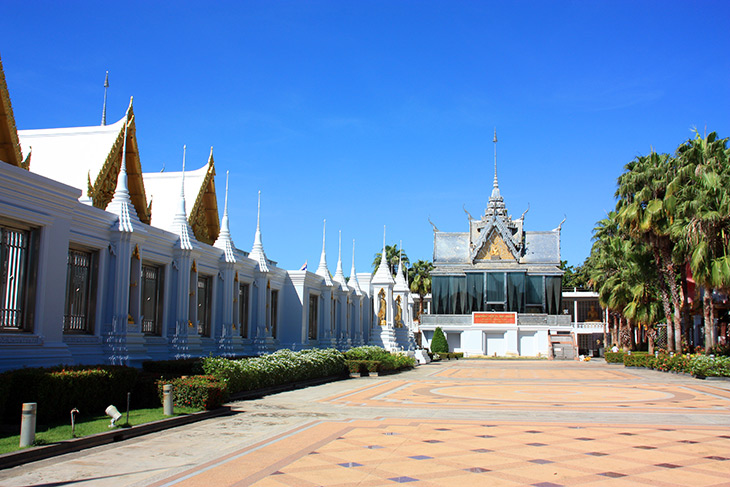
521;231;560;264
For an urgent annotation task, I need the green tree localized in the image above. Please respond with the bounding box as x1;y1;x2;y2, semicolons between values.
372;244;409;276
408;260;434;320
560;260;589;289
670;131;730;351
430;327;448;354
616;151;683;352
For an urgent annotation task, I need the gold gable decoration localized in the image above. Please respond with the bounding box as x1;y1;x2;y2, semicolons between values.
188;152;220;246
476;232;514;261
88;104;151;225
0;55;26;170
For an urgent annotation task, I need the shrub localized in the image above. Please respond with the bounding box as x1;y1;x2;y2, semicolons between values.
623;352;656;368
431;327;448;354
0;365;139;424
604;351;624;363
202;348;347;394
654;353;691;373
688;355;730;378
157;375;228;410
346;360;382;374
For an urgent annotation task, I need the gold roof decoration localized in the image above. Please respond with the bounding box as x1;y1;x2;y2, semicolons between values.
188;148;220;245
0;54;26;170
88;100;151;224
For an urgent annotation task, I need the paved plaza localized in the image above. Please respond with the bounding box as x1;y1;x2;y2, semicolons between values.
1;359;729;486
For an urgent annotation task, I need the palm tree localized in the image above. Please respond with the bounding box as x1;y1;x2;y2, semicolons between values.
616;151;684;352
372;244;409;276
670;131;730;351
408;260;434;320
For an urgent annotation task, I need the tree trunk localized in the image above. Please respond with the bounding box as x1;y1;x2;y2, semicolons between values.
659;246;683;353
612;313;619;346
620;316;631;351
703;290;712;352
648;327;656;354
654;248;675;352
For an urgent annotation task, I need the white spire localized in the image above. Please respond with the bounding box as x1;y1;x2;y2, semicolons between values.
316;219;333;286
486;127;508;219
106;115;141;233
249;190;269;272
333;230;348;290
394;242;408;291
214;169;236;262
171;145;194;249
373;225;394;283
348;239;362;295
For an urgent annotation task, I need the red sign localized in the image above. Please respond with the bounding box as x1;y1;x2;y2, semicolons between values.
473;312;517;325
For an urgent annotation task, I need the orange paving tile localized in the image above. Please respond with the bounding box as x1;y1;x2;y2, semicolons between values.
152;419;730;487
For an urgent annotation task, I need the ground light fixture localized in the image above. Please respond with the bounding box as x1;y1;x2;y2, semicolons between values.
105;405;122;427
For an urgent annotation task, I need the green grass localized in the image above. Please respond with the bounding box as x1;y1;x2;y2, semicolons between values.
0;406;200;455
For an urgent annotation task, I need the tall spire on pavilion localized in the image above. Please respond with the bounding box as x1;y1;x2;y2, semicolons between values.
248;191;269;272
485;127;508;219
316;219;333;286
101;71;109;126
171;145;194;249
333;230;348;289
373;225;395;283
348;239;362;295
214;169;236;262
106;115;141;232
394;242;408;291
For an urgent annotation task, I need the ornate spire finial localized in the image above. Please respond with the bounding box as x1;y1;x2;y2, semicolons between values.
249;190;269;272
214;170;236;262
256;190;261;231
348;238;362;295
493;127;498;189
316;219;332;285
373;225;394;283
333;229;348;289
107;116;141;233
171;145;194;249
101;71;109;126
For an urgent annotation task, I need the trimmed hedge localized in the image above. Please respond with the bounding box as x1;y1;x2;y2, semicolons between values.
604;351;624;363
343;346;415;371
440;352;464;360
0;365;139;424
202;348;348;394
157;375;228;410
623;352;655;368
346;360;382;374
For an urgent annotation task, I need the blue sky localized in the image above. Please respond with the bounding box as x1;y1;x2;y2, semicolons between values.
2;1;729;273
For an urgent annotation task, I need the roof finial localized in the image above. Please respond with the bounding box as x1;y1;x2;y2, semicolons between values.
348;238;362;295
316;219;332;285
249;190;269;272
113;115;130;199
214;170;235;262
493;127;498;189
101;71;109;126
374;225;395;283
256;190;261;231
333;229;348;289
171;145;194;249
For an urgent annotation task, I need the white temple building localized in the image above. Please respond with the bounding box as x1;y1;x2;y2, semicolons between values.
0;56;416;372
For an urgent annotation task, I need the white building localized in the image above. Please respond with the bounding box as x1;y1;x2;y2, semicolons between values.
0;57;415;372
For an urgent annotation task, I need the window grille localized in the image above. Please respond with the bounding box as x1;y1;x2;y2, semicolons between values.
197;276;211;336
270;289;279;339
239;283;249;338
141;264;164;335
308;294;318;340
1;225;37;332
64;249;96;333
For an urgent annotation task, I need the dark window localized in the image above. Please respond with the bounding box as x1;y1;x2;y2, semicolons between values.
197;276;211;336
64;249;97;334
141;264;164;335
239;283;249;338
1;225;38;332
526;275;545;313
308;294;318;340
270;289;279;339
